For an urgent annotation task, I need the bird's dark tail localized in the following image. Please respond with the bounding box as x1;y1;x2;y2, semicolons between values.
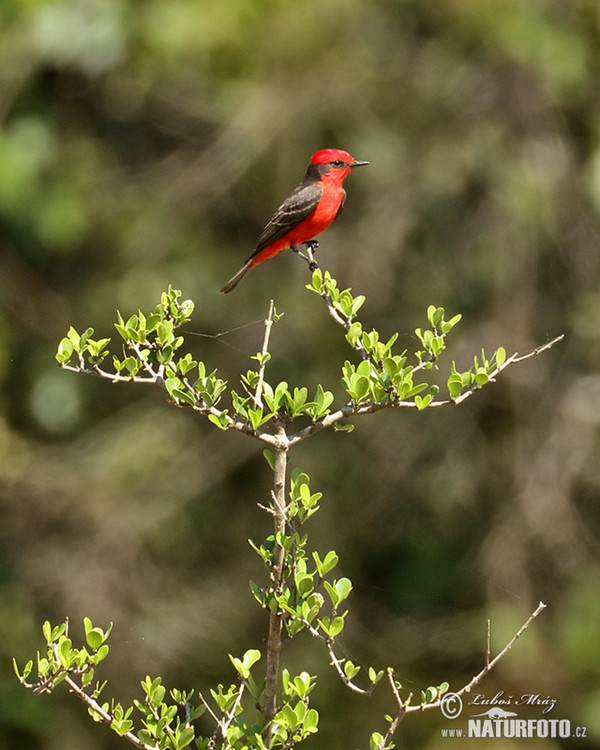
219;259;253;294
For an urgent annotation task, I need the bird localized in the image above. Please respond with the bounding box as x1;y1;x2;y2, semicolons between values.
219;148;369;293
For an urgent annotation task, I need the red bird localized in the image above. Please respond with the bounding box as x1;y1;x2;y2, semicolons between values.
219;148;369;293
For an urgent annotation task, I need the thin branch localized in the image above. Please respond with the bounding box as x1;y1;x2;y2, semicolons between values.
129;340;165;381
367;602;546;750
262;434;288;741
61;358;289;449
287;612;374;696
197;691;223;733
455;601;546;699
295;244;369;361
62;674;155;750
450;336;564;406
378;670;409;749
286;335;565;446
253;299;275;408
60;362;162;386
407;601;547;715
220;682;246;741
324;640;375;696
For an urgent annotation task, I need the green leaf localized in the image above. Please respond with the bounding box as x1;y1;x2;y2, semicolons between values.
42;620;52;644
309;384;334;419
295;572;314;597
318;615;345;637
56;338;74;364
403;383;428;398
263;449;275;470
57;636;73;668
207;412;229;430
303;708;319;734
368;667;384;684
346;321;363;346
174;726;195;749
447;368;464;398
313;550;338;576
84;617;105;650
325;577;352;606
427;305;444;328
310;268;323;290
414;393;432;410
67;326;81;350
475;369;489;386
230;649;261;679
443;313;462;332
277;703;298;730
94;644;109;663
348;374;370;402
438;681;450;696
421;685;438;704
111;718;134;736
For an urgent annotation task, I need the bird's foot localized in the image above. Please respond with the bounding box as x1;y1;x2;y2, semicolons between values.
291;242;320;271
304;241;320;270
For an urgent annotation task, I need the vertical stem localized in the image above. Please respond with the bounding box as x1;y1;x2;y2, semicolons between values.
254;299;275;408
262;432;287;739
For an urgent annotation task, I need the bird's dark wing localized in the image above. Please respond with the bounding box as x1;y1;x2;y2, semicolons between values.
248;182;324;259
335;190;346;220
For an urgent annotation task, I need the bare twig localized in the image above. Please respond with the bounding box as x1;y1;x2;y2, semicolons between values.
364;602;546;750
286;612;375;696
378;670;409;749
450;336;564;406
198;690;222;727
253;299;275;408
324;640;375;696
454;601;546;700
407;601;547;715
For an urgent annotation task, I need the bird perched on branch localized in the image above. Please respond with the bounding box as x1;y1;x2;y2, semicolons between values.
220;148;369;293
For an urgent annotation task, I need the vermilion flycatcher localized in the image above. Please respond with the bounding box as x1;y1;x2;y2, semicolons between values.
219;148;369;293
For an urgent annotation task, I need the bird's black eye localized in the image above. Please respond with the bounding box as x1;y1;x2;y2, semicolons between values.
330;159;345;167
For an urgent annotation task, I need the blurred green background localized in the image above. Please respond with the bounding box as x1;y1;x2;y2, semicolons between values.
2;0;600;748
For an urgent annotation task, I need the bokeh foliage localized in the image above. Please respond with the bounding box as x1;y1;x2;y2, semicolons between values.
1;1;600;748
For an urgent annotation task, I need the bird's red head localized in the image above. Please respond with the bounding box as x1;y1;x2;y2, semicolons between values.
310;149;354;166
307;149;369;185
310;149;368;169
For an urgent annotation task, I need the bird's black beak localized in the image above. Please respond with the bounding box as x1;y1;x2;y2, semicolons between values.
350;160;369;168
